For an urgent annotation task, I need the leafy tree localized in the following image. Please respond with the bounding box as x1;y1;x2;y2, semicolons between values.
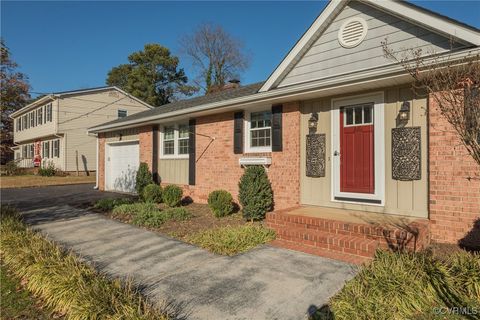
1;39;30;163
106;44;196;106
180;23;250;94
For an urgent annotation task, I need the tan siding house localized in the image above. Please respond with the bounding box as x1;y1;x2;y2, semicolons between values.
11;86;152;173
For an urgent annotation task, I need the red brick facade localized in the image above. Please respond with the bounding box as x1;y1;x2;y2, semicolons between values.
138;125;153;169
187;101;301;210
429;94;480;244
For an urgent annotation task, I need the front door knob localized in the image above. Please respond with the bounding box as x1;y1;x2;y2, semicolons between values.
333;151;340;156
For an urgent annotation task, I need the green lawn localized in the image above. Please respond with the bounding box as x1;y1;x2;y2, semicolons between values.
1;175;95;189
0;262;54;319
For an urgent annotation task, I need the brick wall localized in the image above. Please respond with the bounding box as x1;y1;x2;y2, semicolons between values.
189;101;301;210
98;133;105;190
139;125;153;169
429;94;480;244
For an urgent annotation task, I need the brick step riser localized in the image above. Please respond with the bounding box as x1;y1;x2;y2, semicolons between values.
268;223;420;250
267;218;420;242
271;228;380;253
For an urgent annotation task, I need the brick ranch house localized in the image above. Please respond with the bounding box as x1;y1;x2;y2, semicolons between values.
89;0;479;263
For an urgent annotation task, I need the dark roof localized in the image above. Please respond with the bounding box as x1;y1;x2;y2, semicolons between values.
96;82;264;128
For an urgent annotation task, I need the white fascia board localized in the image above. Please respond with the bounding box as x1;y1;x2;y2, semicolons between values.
88;47;479;133
109;86;154;109
363;0;480;46
259;0;347;92
10;95;55;118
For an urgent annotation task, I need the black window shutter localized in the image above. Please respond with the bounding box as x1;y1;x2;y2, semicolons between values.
234;111;244;154
272;104;283;152
152;125;159;183
188;119;196;185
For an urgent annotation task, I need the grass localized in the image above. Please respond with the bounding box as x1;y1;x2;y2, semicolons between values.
315;250;480;320
112;202;192;228
0;205;169;320
1;175;96;188
186;224;276;256
0;262;56;319
93;197;135;212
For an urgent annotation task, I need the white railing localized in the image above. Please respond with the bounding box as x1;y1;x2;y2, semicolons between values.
15;158;35;168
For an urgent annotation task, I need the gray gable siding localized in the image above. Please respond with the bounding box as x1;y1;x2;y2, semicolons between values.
278;1;466;88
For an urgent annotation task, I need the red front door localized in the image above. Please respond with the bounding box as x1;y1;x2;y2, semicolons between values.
340;104;374;194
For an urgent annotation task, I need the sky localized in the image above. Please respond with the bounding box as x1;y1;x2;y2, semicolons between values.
2;1;479;97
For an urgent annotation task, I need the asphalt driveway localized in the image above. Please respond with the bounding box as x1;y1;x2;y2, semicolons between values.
1;185;356;320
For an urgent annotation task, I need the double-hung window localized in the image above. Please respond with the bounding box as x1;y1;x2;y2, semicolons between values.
160;124;190;158
16;118;21;131
22;115;27;130
246;110;272;152
30;111;35;127
42;141;50;158
53;139;60;158
37;108;43;125
46;104;52;122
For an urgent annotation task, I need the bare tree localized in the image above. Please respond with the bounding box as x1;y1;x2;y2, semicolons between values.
382;39;480;168
180;23;250;94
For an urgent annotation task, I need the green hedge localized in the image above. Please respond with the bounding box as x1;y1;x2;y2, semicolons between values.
135;163;153;198
143;184;163;203
238;166;273;221
162;185;183;207
208;190;234;218
0;206;168;320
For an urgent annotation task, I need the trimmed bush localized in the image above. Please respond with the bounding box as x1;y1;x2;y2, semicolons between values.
143;184;163;203
93;198;134;212
238;166;273;221
186;224;276;256
326;250;480;320
135;163;153;198
38;162;56;177
0;206;169;319
208;190;234;218
5;161;21;176
162;185;183;207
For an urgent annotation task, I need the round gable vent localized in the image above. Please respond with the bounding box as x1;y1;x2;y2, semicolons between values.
338;18;368;48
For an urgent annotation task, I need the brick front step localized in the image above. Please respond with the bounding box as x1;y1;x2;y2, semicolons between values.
266;210;430;264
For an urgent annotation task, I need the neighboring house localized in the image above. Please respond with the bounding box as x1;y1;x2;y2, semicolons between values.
11;86;152;173
89;1;479;262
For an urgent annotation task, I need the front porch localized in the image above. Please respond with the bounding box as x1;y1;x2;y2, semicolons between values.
266;206;430;264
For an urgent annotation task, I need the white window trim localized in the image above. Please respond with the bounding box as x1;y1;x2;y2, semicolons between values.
331;92;385;206
244;107;273;153
159;123;189;159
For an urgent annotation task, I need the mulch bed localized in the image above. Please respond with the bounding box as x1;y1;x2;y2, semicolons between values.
102;202;247;239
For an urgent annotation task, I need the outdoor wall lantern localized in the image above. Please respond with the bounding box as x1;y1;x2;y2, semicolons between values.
308;112;319;132
399;101;410;121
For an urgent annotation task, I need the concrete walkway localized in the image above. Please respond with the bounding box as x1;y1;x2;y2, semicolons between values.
4;186;356;320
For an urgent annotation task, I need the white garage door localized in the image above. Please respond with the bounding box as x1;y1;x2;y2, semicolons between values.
106;141;139;193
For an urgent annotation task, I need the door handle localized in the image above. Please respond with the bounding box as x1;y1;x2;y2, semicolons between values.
333;151;340;156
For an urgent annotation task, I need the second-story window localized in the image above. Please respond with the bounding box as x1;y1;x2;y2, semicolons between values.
46;104;52;122
37;108;43;125
30;111;35;127
16;118;21;131
22;115;27;130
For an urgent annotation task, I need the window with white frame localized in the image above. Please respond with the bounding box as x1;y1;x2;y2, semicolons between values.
37;108;43;125
117;109;128;118
42;141;50;158
22;145;27;158
343;104;373;126
46;104;52;122
16;118;21;131
160;124;189;158
22;115;27;129
28;144;34;158
246;110;272;152
53;139;60;158
30;111;35;127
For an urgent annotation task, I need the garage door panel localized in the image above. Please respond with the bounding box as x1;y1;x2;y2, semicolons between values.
106;142;139;193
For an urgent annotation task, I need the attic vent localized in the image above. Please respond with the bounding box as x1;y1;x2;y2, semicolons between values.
338;18;368;48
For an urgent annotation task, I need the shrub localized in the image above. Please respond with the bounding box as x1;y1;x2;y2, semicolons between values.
327;250;480;320
208;190;234;218
238;166;273;221
135;163;153;198
38;161;56;177
112;202;158;217
162;185;183;207
143;184;162;203
162;207;192;221
5;161;20;176
94;198;134;212
187;224;275;255
0;207;169;320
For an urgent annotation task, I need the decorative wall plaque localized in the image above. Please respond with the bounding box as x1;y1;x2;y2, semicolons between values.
306;134;326;177
392;127;421;181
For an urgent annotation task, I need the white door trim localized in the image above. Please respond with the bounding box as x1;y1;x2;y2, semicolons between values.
105;140;140;193
331;91;385;206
